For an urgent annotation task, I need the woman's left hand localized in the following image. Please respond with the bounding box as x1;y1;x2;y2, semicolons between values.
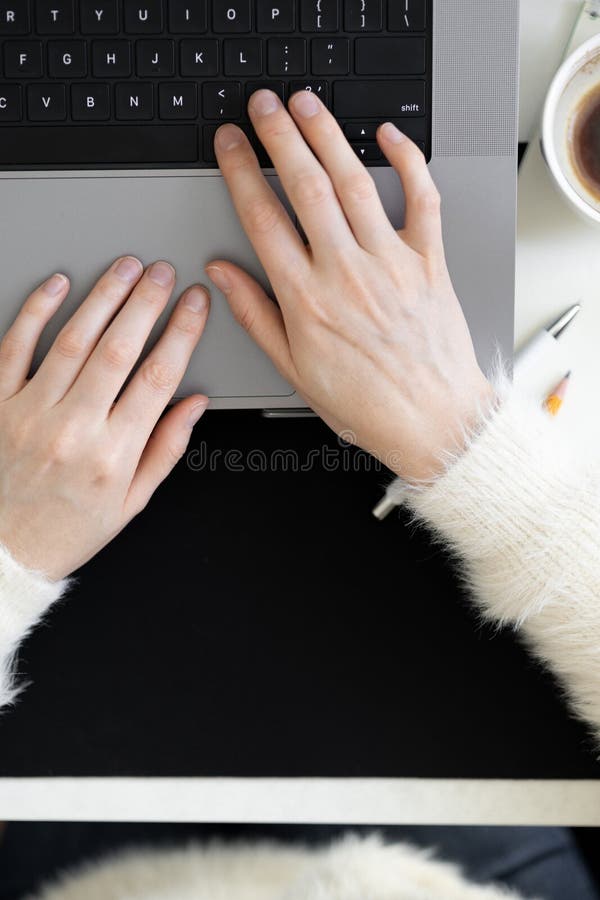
0;259;210;581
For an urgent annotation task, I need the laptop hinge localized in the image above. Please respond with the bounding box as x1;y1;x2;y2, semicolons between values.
261;408;317;419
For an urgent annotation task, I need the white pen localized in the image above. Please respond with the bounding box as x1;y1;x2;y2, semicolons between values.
513;304;581;374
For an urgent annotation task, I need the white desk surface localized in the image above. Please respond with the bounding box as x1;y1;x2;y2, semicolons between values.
519;0;584;143
516;0;600;444
2;778;600;827
1;4;599;826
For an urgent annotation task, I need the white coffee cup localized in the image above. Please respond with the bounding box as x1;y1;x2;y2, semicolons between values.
541;34;600;226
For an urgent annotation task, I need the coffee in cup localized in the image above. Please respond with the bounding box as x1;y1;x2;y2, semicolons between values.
569;81;600;201
542;35;600;226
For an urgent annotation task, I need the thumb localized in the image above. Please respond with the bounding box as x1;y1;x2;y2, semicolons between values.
205;260;294;381
124;395;208;519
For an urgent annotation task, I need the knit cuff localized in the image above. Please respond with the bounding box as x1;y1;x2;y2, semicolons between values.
0;543;70;709
384;377;576;625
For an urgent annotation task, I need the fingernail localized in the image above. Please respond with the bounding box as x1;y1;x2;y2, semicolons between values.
250;89;280;117
43;273;68;297
292;90;320;118
149;260;175;287
206;266;232;294
115;256;143;282
381;122;406;144
216;124;243;151
188;398;209;428
183;286;209;312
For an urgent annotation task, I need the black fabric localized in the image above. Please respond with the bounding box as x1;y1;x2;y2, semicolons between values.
0;409;597;778
0;823;598;900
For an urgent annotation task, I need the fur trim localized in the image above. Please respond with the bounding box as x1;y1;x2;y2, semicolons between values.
0;542;70;711
26;835;531;900
383;368;600;739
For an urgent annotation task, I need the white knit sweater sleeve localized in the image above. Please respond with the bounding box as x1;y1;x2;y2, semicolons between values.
0;543;69;710
386;384;600;737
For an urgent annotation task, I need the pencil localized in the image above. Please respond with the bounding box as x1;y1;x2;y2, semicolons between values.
544;371;571;417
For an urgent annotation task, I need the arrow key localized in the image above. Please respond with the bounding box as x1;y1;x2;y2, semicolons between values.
351;142;382;162
344;122;378;140
202;82;242;119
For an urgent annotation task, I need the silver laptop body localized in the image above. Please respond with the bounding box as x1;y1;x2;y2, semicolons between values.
0;0;519;409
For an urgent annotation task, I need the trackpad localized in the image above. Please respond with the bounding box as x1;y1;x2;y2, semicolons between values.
1;174;295;400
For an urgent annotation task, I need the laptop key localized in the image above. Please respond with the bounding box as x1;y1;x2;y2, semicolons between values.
344;0;381;31
136;39;174;75
79;0;118;33
115;80;153;118
168;0;207;32
36;0;74;33
257;0;294;32
245;79;285;103
344;122;378;139
312;38;349;75
92;40;131;76
351;141;382;161
334;80;425;118
158;81;196;118
388;0;425;32
0;84;21;119
289;80;328;106
123;0;163;34
27;81;66;118
0;0;30;33
180;38;218;75
301;0;338;32
203;122;273;166
203;121;248;161
4;41;43;76
0;124;198;163
202;81;241;119
71;81;110;117
48;39;87;77
224;38;262;76
212;0;251;33
355;37;425;75
268;38;306;76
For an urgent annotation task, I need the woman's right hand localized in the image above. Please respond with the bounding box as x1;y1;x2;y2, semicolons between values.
0;257;210;581
209;90;493;483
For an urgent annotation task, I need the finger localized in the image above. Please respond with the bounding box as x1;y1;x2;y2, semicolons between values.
247;90;356;257
30;256;144;404
288;90;398;254
112;284;210;444
205;261;294;381
124;394;208;519
377;123;443;257
0;273;69;401
66;261;176;413
215;123;309;289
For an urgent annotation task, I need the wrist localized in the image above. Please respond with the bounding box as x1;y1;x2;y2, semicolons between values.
389;374;496;483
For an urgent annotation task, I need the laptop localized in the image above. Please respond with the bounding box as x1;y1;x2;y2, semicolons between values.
0;0;519;410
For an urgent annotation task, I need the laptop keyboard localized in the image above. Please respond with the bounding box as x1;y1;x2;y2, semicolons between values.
0;0;431;170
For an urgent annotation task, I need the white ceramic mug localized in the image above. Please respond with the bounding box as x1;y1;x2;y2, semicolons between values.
541;34;600;226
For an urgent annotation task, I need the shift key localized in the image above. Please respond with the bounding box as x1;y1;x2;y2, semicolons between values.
334;81;425;118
